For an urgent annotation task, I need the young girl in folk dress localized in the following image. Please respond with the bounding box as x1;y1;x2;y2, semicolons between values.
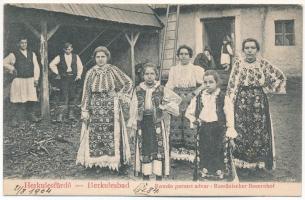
185;70;237;179
128;63;181;181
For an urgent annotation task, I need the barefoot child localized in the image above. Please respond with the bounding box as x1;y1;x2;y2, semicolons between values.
185;70;237;180
127;63;181;181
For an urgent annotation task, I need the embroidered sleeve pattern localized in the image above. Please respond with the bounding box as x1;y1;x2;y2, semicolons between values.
261;59;286;94
165;67;174;89
81;70;94;112
111;65;133;98
160;87;182;117
226;57;242;102
127;90;138;130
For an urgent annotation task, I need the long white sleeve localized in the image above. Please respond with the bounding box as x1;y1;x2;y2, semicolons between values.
194;65;205;85
49;55;60;75
185;97;197;129
165;67;174;89
224;95;238;139
227;44;234;56
3;53;16;72
127;91;138;130
160;87;182;117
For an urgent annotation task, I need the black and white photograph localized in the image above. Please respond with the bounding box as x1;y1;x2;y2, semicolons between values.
2;2;303;196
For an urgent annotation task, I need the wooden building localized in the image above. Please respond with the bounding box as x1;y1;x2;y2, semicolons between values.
4;4;163;120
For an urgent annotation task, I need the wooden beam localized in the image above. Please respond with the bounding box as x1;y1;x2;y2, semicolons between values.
130;33;136;85
133;32;140;46
125;33;132;45
40;21;50;121
125;32;140;86
47;24;60;41
79;29;108;56
24;22;40;39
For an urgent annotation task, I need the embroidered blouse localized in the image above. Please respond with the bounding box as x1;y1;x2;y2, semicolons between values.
128;81;181;130
226;56;286;102
165;63;205;89
185;88;237;138
81;64;133;112
185;88;220;124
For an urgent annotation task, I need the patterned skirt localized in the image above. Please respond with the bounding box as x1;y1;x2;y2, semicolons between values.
170;87;197;162
233;86;274;170
76;91;131;170
138;114;165;163
88;92;116;157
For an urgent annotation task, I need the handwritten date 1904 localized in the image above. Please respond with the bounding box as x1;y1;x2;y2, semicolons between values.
14;185;52;195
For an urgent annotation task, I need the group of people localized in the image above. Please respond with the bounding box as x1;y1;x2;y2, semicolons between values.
194;35;234;71
4;36;286;181
4;38;84;125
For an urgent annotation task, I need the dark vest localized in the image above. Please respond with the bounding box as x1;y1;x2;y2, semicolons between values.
195;90;226;124
14;50;34;78
58;53;77;78
136;84;164;124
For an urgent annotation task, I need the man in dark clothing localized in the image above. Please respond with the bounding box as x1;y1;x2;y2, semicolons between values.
49;42;84;122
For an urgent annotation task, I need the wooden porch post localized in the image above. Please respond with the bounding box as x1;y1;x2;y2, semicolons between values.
125;32;140;85
40;21;50;121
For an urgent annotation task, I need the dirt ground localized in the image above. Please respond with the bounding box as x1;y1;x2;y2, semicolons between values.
3;77;302;182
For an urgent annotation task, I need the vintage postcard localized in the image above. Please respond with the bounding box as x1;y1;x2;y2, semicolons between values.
1;0;303;197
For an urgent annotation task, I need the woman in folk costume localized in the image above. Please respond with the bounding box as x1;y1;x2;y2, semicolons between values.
76;46;133;173
226;38;286;176
166;45;205;162
128;63;181;180
220;35;234;71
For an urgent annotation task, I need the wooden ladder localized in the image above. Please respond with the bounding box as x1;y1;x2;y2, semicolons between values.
159;5;180;82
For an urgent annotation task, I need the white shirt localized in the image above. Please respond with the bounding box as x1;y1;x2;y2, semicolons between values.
185;88;220;126
49;54;84;78
166;63;205;89
144;86;154;110
185;88;238;138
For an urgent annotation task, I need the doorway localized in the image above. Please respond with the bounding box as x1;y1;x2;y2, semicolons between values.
202;17;235;68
